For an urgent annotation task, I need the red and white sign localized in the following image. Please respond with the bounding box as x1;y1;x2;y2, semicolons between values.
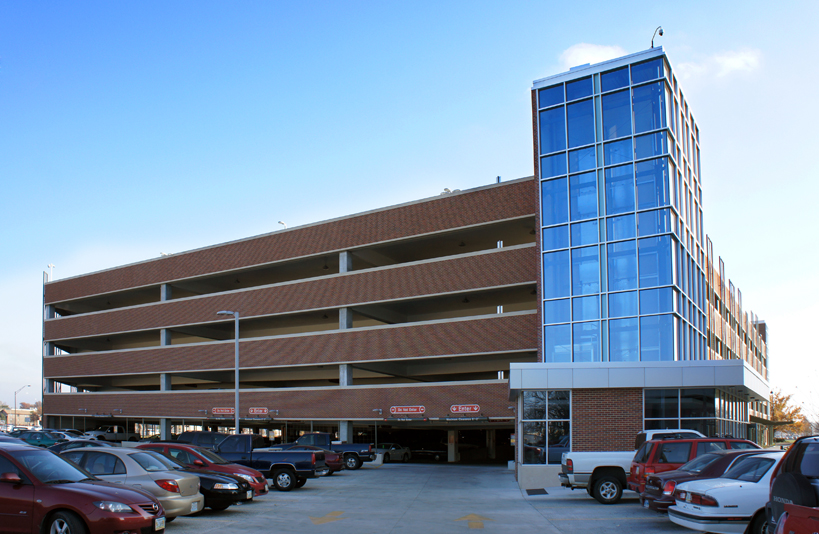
249;407;269;415
212;407;235;415
450;404;480;414
390;405;425;415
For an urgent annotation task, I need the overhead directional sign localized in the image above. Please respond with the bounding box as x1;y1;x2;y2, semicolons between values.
450;404;480;413
212;407;234;415
248;407;269;415
390;405;425;415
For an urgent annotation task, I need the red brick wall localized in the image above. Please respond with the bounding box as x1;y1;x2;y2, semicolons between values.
572;389;643;451
45;246;537;341
45;180;536;304
44;313;538;377
43;382;513;420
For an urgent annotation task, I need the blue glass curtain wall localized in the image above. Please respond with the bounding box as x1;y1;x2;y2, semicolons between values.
538;53;705;364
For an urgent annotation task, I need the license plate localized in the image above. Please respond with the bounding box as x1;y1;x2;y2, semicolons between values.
246;490;252;500
643;499;650;508
155;517;165;531
191;501;199;513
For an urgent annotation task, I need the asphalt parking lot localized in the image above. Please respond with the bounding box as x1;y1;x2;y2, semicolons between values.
167;463;691;533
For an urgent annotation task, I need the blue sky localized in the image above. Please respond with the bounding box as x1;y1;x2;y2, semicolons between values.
1;1;817;416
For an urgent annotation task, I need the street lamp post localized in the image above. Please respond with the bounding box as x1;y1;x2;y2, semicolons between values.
14;385;30;428
217;310;240;434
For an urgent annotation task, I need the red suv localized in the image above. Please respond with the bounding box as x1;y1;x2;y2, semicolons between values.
628;436;760;494
765;435;819;534
137;442;268;496
0;443;166;533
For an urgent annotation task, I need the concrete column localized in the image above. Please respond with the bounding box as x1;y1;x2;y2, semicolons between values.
44;304;56;319
160;284;172;301
44;379;55;394
339;421;354;443
447;430;460;462
339;251;352;273
339;364;353;386
44;341;56;356
486;429;496;460
160;418;172;440
160;373;172;391
339;307;353;329
160;329;171;346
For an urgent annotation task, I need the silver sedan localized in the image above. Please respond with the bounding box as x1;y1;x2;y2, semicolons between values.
62;447;205;519
376;443;411;463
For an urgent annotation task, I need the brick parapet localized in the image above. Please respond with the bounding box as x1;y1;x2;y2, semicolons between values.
44;313;538;378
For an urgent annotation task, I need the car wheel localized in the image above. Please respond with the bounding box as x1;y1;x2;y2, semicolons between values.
345;454;362;470
294;477;307;489
749;511;767;534
209;503;231;512
273;468;296;491
383;453;390;463
402;453;409;463
592;476;622;504
48;511;87;534
325;470;335;476
769;471;818;527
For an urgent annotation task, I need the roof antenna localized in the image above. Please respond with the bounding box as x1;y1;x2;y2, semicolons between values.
651;26;664;48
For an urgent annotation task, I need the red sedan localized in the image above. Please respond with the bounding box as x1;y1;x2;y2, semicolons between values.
137;442;269;495
0;443;166;533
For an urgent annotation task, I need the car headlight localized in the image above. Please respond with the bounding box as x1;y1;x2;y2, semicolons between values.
213;483;239;490
93;501;134;513
234;473;255;483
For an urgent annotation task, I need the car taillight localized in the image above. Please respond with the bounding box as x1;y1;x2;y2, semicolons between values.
674;489;717;506
155;479;179;493
662;481;676;496
566;459;573;474
311;453;316;465
644;466;655;478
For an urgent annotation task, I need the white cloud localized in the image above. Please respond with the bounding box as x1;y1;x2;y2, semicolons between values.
559;44;628;71
677;48;762;81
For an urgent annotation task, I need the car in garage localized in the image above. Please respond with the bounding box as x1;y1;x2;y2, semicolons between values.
0;442;166;533
376;443;411;463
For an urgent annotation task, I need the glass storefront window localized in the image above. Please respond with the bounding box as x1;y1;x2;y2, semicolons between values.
523;391;547;420
681;389;716;418
521;390;571;465
522;421;546;464
645;389;679;419
602;90;631;140
540;107;566;155
548;391;571;419
541;178;568;226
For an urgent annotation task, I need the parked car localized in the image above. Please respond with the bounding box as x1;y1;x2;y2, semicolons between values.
376;443;411;463
139;433;179;443
213;434;329;491
628;436;760;496
283;445;344;474
148;452;253;511
275;432;375;470
0;435;28;446
0;443;166;533
411;443;447;462
640;449;768;512
84;425;140;442
765;435;819;534
61;446;205;518
668;450;784;534
176;431;229;449
136;442;269;495
48;439;116;454
559;429;706;504
17;431;68;448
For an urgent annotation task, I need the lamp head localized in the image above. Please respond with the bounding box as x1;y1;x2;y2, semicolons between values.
217;310;234;316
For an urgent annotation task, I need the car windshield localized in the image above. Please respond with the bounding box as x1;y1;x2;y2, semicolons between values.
131;452;176;472
721;456;775;483
152;452;187;469
679;453;721;474
196;448;229;464
14;449;94;483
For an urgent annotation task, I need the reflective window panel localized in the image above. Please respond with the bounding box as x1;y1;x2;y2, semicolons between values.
569;171;597;220
544;324;572;362
635;157;669;210
567;99;595;148
540;107;566;155
566;77;593;101
640;314;674;361
637;208;671;237
607;240;638;290
541;178;568;226
543;250;570;299
542;225;569;251
635;131;668;160
638;235;673;287
541;153;567;179
571;220;598;247
604;137;633;165
522;391;547;420
602;90;632;140
544;299;571;324
609;318;639;361
568;147;596;174
605;164;635;215
645;389;679;419
607;214;636;241
572;246;599;295
633;81;667;134
573;295;599;321
608;291;638;317
640;287;674;314
631;58;664;84
601;66;629;92
539;85;564;109
573;321;601;362
521;421;546;464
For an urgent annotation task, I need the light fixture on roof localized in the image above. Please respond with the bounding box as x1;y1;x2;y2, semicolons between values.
441;188;451;195
651;26;664;48
278;221;287;229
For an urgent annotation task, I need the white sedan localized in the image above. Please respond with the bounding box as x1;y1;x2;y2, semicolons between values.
668;450;784;534
376;443;411;463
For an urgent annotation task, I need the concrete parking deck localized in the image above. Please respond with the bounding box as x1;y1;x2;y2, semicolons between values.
169;463;690;533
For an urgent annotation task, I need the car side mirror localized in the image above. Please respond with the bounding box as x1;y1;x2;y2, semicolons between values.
0;472;21;484
193;460;205;467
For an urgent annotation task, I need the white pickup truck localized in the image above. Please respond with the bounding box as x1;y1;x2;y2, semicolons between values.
84;425;140;442
559;429;705;504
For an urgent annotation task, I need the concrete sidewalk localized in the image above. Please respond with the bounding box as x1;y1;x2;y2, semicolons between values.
169;463;689;533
